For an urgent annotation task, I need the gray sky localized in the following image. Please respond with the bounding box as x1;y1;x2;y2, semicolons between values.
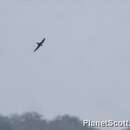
1;0;130;124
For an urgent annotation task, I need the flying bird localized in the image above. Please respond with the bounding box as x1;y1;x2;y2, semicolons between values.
34;37;46;52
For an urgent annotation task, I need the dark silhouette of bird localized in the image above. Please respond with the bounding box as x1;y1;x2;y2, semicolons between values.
34;37;46;52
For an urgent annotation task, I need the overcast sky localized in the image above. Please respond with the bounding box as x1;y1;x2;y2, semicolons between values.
1;0;130;125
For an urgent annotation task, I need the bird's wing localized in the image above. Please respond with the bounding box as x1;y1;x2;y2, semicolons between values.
34;45;40;52
41;38;45;43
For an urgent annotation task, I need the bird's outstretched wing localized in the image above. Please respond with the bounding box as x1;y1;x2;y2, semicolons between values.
34;45;40;52
41;38;46;43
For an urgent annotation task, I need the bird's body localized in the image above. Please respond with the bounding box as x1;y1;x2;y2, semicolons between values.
34;38;46;52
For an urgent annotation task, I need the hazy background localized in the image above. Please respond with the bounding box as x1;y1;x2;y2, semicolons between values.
0;0;130;124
